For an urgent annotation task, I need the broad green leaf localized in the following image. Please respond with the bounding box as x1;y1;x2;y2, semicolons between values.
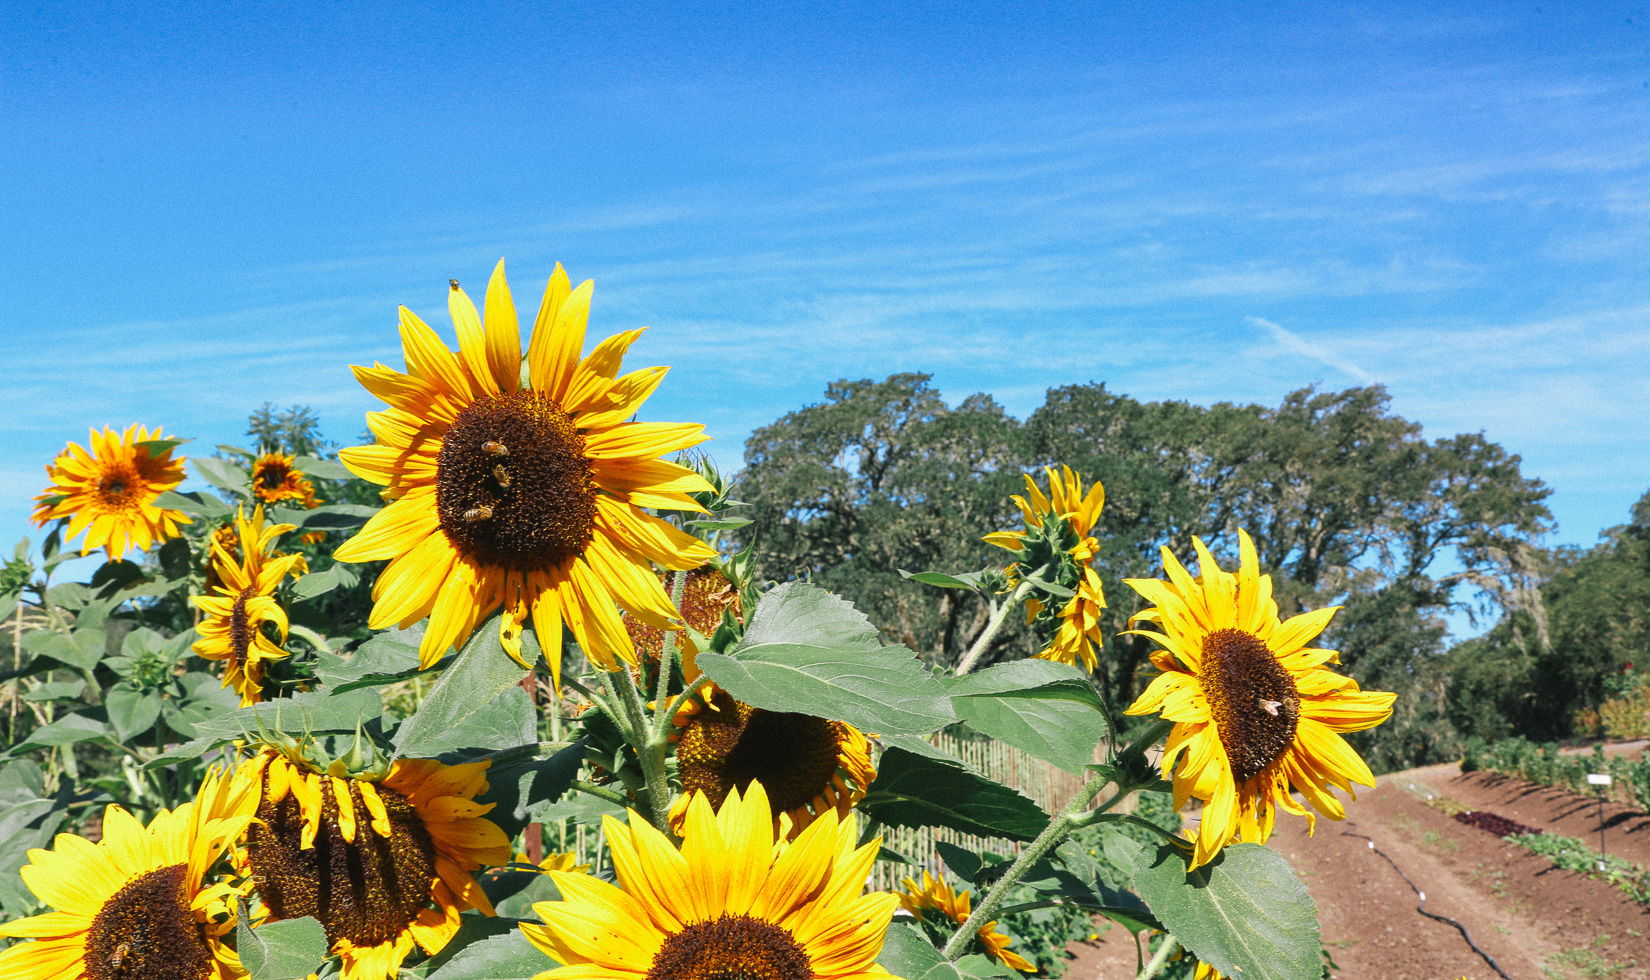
0;766;71;918
291;565;350;600
425;922;554;980
193;457;252;495
22;680;84;702
153;489;233;520
956;955;1020;980
291;505;379;532
482;739;585;840
236;907;329;980
741;582;886;649
9;710;110;753
393;613;530;760
487;869;566;921
315;628;422;689
135;436;192;456
1133;843;1322;980
687;517;753;531
531;790;626;825
858;746;1048;841
191;688;384;743
105;684;163;742
218;444;256;460
0;590;19;623
44;582;92;610
402;686;535;759
876;922;963;980
294;455;356;481
899;569;987;590
945;661;1110;773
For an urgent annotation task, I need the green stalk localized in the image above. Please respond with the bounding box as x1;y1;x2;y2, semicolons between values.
1136;934;1179;980
653;570;687;719
954;579;1033;676
610;667;673;832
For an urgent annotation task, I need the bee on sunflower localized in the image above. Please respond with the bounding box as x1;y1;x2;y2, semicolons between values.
31;424;191;560
235;742;510;980
898;870;1036;973
1122;530;1396;868
982;465;1107;671
524;781;901;980
332;261;716;682
0;767;254;980
192;506;308;706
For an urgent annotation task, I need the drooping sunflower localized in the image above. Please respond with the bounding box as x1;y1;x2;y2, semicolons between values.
1122;530;1397;868
192;507;308;706
624;564;740;685
0;766;254;980
983;466;1106;671
898;870;1035;974
31;424;191;560
524;782;900;980
333;261;717;681
237;749;510;980
669;687;877;838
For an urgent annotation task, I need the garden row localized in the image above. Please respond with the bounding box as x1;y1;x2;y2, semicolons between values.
1459;736;1650;812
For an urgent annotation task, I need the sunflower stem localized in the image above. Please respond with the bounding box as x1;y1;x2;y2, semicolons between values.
569;779;634;810
955;579;1033;676
1136;933;1179;980
609;666;674;833
655;673;714;739
653;569;687;719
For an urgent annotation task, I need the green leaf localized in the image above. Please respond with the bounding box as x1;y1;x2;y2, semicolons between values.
22;680;85;702
696;583;954;736
291;564;355;600
945;661;1110;773
314;628;422;689
236;906;330;980
153;489;233;520
876;922;963;980
191;688;385;743
294;455;356;481
425;923;555;980
291;505;379;532
393;613;530;760
487;869;566;920
9;710;110;754
192;457;252;495
218;444;257;460
1132;843;1322;980
407;686;536;759
482;739;586;840
956;955;1020;980
687;517;753;531
105;684;163;741
135;436;192;456
899;569;987;590
0;764;72;918
1021;569;1074;598
858;746;1049;841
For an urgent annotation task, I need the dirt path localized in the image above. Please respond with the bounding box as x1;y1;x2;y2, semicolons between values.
1062;768;1650;979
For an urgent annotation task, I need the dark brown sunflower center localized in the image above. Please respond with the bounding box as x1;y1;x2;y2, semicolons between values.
257;463;291;490
84;863;214;980
646;915;814;980
678;691;845;816
1198;628;1300;785
246;772;438;948
435;389;596;571
229;587;256;671
97;467;139;506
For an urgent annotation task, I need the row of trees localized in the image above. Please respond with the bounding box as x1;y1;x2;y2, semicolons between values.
737;374;1600;771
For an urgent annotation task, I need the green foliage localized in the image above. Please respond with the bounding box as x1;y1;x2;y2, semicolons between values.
236;909;329;980
1506;832;1650;905
859;745;1050;840
1460;737;1650;814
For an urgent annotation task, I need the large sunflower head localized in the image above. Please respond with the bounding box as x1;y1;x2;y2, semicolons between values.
31;424;192;559
983;466;1107;671
524;782;900;980
0;767;255;980
332;261;717;684
236;747;510;980
191;507;308;706
1122;530;1397;868
898;870;1035;974
249;453;322;509
669;688;877;839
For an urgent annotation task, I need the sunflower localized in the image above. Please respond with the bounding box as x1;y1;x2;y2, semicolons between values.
524;782;900;980
983;466;1106;671
237;749;510;980
1122;530;1397;868
624;564;740;685
248;453;325;544
31;424;191;560
898;870;1035;974
669;687;877;838
332;261;717;682
192;507;308;706
0;767;254;980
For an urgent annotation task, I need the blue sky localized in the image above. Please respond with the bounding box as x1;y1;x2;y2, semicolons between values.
4;2;1649;607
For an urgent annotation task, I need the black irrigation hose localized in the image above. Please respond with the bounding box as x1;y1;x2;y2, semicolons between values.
1340;829;1515;980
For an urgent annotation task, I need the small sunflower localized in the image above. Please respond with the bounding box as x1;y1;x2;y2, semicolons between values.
669;687;877;838
249;453;325;544
983;466;1106;671
333;261;717;682
898;870;1035;974
624;564;740;685
1122;530;1397;868
31;424;191;560
0;767;254;980
237;749;510;980
524;782;900;980
192;507;308;706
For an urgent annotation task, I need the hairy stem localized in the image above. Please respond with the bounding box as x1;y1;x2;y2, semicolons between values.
570;779;633;810
954;579;1033;676
610;667;673;832
1136;934;1179;980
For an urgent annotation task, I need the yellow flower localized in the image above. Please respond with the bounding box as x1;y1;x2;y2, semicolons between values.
984;465;1106;670
512;850;592;875
1122;530;1397;868
192;507;308;706
898;870;1035;973
625;564;740;685
332;261;716;683
250;453;322;509
0;767;255;980
524;782;900;980
668;688;877;838
31;424;191;559
237;749;510;980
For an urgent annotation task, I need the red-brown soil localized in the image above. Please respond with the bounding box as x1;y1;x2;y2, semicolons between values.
1063;761;1650;980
